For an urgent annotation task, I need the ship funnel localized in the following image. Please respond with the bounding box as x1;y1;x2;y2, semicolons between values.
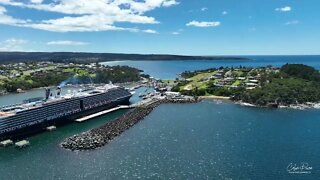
56;87;62;97
45;88;51;100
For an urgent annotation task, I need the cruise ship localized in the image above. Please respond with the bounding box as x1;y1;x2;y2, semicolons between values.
0;83;132;140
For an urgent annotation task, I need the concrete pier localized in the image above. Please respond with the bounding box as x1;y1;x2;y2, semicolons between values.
75;106;132;123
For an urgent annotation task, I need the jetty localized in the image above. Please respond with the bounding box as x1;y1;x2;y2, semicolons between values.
75;96;163;123
75;106;132;123
61;97;197;151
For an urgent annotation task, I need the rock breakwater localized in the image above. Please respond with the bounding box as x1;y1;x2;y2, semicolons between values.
61;98;198;151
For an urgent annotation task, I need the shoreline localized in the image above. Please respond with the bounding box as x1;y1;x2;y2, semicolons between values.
235;101;320;110
199;96;320;110
198;95;231;100
0;82;141;97
60;97;320;151
61;98;198;151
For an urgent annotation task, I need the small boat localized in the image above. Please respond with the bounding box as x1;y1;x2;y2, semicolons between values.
240;102;255;107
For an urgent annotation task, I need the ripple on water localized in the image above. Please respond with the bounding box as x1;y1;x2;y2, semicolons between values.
1;101;320;179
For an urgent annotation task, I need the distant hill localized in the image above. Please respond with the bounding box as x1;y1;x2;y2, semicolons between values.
0;52;249;64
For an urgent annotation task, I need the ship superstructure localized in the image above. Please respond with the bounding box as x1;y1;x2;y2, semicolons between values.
0;83;132;140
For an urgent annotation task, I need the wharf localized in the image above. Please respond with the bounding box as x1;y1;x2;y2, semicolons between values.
75;97;162;123
75;106;132;123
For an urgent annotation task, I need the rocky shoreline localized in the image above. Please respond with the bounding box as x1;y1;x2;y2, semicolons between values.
236;101;320;110
61;98;198;151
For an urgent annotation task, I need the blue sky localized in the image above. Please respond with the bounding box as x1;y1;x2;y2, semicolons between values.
0;0;319;55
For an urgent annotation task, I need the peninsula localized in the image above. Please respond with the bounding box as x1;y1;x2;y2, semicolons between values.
0;61;144;94
0;52;249;64
171;64;320;109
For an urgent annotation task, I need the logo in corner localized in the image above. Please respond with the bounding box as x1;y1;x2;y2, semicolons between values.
287;162;312;174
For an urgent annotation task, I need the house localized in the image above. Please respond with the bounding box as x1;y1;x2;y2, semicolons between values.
211;73;224;79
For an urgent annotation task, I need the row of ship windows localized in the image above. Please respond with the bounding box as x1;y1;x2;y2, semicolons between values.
0;105;81;126
82;93;126;104
0;91;129;130
0;119;44;134
83;100;114;110
83;95;128;107
0;108;82;129
2;103;80;123
0;95;126;127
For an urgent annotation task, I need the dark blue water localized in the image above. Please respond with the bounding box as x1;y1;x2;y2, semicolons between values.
1;56;320;179
0;101;319;179
103;55;320;79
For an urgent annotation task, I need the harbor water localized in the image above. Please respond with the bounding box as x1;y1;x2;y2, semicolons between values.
0;101;320;179
1;56;320;179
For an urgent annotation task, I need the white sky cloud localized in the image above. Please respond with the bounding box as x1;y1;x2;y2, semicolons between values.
142;29;158;34
0;0;179;32
275;6;291;12
30;0;43;4
186;20;221;28
201;7;208;11
222;11;228;15
163;0;179;7
0;38;28;51
285;20;299;25
47;41;88;46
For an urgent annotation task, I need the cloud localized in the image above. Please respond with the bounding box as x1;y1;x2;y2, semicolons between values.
0;6;28;25
0;38;28;51
142;29;158;34
222;11;228;15
201;7;208;11
0;0;179;32
285;20;299;25
30;0;43;4
171;31;180;35
275;6;291;12
186;20;221;28
47;40;88;46
163;0;179;7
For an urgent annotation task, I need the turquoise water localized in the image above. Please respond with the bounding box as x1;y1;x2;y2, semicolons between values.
0;101;319;179
1;56;320;179
103;55;320;79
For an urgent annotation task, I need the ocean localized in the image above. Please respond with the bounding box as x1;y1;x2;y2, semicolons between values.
102;55;320;79
1;56;320;179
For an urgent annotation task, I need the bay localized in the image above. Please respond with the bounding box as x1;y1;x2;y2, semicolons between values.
0;101;319;179
1;56;320;179
102;55;320;79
